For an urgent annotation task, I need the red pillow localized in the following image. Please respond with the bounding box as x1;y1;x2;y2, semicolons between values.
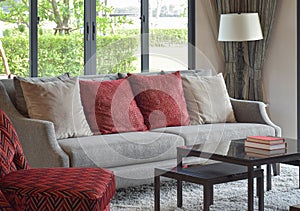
79;79;147;134
127;71;190;130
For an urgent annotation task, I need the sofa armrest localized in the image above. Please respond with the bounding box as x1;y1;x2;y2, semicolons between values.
230;98;282;136
0;81;69;167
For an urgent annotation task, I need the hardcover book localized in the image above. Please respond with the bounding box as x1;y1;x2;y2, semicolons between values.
245;146;286;155
246;136;284;145
244;141;286;150
246;151;286;158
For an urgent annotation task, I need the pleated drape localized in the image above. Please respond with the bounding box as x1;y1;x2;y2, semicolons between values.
212;0;277;101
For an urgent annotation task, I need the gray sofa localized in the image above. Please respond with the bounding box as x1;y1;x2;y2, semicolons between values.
0;72;281;189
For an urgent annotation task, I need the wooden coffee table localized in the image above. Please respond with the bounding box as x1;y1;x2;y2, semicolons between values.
154;162;264;211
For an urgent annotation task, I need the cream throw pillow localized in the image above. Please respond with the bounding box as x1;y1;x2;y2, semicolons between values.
20;77;92;139
182;73;236;124
14;73;70;117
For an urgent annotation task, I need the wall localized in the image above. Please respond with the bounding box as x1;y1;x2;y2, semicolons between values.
196;0;297;138
263;0;297;138
196;0;224;74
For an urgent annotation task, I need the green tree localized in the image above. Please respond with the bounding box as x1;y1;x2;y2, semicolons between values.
0;0;29;29
0;0;133;35
0;0;80;32
96;1;133;36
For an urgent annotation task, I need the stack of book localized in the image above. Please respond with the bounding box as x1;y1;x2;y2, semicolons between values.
245;136;286;157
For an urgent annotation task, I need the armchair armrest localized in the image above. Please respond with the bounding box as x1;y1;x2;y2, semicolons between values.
230;98;281;136
0;81;69;167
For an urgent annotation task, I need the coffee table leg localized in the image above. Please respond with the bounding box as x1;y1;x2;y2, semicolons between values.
177;180;182;208
248;166;254;211
209;185;213;205
154;173;160;211
256;166;261;196
266;164;272;191
257;171;264;211
203;185;211;211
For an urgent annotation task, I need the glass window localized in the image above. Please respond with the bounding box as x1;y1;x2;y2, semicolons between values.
148;0;188;72
0;0;30;77
14;0;193;76
38;0;84;76
96;0;141;74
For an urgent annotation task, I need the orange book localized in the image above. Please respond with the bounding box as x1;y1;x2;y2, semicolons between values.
246;136;284;145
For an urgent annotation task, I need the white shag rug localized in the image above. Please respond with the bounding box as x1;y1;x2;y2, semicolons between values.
110;164;300;211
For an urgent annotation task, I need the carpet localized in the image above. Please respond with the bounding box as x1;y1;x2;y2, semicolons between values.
110;164;300;211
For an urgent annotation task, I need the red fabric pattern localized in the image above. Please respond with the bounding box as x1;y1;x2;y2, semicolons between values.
0;190;13;210
0;109;115;211
80;79;147;134
128;71;190;129
0;168;115;211
0;110;30;178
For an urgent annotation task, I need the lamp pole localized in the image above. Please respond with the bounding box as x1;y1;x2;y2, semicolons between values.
236;42;245;99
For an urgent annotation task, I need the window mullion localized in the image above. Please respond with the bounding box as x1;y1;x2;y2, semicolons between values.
84;0;96;75
141;0;149;72
188;0;196;70
30;0;38;77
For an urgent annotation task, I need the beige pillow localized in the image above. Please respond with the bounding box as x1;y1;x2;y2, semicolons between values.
20;77;92;139
182;73;236;124
14;73;70;117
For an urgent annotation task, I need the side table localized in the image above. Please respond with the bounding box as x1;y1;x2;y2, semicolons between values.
154;162;264;211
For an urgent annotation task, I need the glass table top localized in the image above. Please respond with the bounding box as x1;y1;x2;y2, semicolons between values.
178;138;300;162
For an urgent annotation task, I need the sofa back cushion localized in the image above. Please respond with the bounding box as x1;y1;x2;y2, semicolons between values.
20;77;92;139
127;71;190;130
163;69;212;77
0;79;16;107
182;73;236;124
79;74;119;81
79;79;147;135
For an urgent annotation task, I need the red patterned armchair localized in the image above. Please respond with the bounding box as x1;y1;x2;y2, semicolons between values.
0;190;13;211
0;110;116;210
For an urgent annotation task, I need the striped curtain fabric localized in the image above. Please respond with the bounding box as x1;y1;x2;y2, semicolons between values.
213;0;277;101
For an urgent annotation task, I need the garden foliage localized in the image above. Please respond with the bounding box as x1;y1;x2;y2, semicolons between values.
0;29;187;76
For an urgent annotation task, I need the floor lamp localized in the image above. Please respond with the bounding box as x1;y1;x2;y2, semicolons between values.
218;13;263;99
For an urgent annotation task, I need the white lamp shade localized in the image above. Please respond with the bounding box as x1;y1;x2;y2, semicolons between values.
218;13;263;42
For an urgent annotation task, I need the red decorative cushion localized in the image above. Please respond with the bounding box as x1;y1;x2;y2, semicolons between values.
80;79;147;134
0;168;115;211
127;71;190;129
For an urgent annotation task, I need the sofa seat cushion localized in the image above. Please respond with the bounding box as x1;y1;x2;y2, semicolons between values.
58;132;184;168
0;168;115;211
152;123;276;146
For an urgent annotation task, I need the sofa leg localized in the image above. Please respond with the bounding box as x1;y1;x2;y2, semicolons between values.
272;163;280;176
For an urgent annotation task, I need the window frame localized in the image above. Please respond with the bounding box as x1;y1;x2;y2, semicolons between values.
29;0;196;75
30;0;38;77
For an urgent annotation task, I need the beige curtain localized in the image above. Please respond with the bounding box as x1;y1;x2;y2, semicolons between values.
210;0;277;101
